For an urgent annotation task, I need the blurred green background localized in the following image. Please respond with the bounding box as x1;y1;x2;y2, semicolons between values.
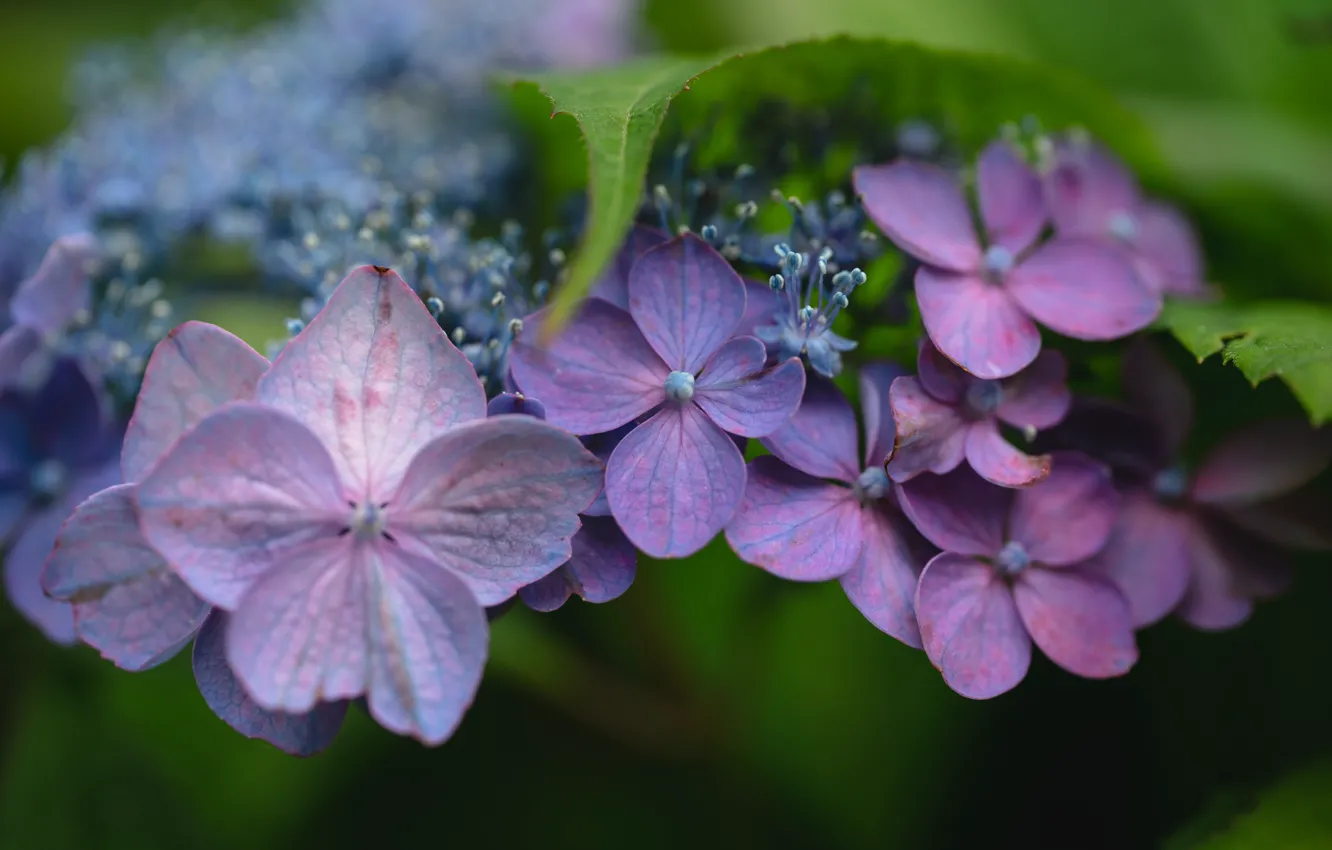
4;1;1332;848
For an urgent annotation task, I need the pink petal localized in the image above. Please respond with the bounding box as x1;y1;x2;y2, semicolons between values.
1082;491;1191;627
914;553;1030;699
897;466;1008;556
916;267;1040;379
122;322;268;483
509;301;668;435
853;160;982;272
965;420;1051;487
606;404;746;558
1013;566;1137;679
760;376;861;483
839;506;924;648
255;265;486;501
137;403;350;610
43;484;209;671
1006;239;1161;341
860;361;905;469
1134;200;1206;297
1044;138;1140;237
10;233;97;335
695;349;805;438
628;234;747;373
997;349;1070;431
1191;418;1332;506
389;416;602;605
976;140;1046;255
724;456;863;581
1121;336;1193;457
590;224;670;310
885;376;968;483
1008;452;1116;566
915;338;967;405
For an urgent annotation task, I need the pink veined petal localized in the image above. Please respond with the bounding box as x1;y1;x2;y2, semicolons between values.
760;376;861;484
1133;200;1206;297
1191;418;1332;506
897;466;1009;557
914;553;1030;699
1006;239;1161;341
1121;336;1194;457
852;160;982;272
255;265;486;500
122;322;268;482
997;349;1071;431
1013;565;1137;679
839;505;924;648
509;301;668;435
916;338;967;405
1044;138;1141;237
10;232;97;335
1082;491;1191;628
885;376;968;483
695;350;805;438
724;456;864;582
860;361;905;469
389;416;602;606
976;140;1046;255
606;404;746;558
589;223;670;310
1008;452;1116;566
965;420;1051;488
1177;514;1288;631
136;403;350;610
522;516;638;611
193;610;348;757
628;234;747;373
43;484;209;671
695;335;767;387
916;267;1040;379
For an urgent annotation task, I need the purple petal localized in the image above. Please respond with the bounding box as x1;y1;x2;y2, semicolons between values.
590;224;670;310
606;404;746;558
760;376;861;484
1006;239;1161;341
580;424;634;517
914;553;1030;699
897;466;1008;556
1082;491;1191;627
137;403;349;610
1045;138;1140;237
0;325;41;385
1177;514;1287;631
1216;492;1332;552
1121;336;1193;457
122;322;268;483
997;349;1070;431
724;456;863;581
737;279;779;339
509;301;667;434
390;416;602;605
965;420;1051;488
10;233;97;335
1133;200;1207;297
885;376;968;483
485;392;547;420
1013;566;1137;679
43;484;209;670
916;339;967;405
839;506;924;648
193;610;347;756
860;361;905;469
976;141;1045;255
255;265;486;500
1008;452;1116;566
853;160;982;272
516;570;573;613
916;267;1040;379
522;516;637;612
695;348;805;439
1191;418;1332;506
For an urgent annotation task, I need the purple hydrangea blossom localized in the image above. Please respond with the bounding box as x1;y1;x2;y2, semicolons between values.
853;140;1160;379
133;265;601;744
750;245;864;378
900;454;1136;699
725;366;928;647
0;234;98;384
887;339;1071;487
509;234;806;558
1044;135;1208;298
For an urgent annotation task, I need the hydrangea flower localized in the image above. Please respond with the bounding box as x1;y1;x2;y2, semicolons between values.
750;245;864;378
134;265;601;744
853;139;1160;378
725;367;927;646
0;234;98;382
510;234;805;558
900;455;1136;698
887;339;1070;487
1044;135;1208;297
486;392;637;612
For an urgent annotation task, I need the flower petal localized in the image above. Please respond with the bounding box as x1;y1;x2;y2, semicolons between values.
137;403;349;610
628;234;747;373
839;506;924;647
860;361;905;469
255;265;486;500
1045;138;1140;237
1191;418;1332;506
897;466;1008;556
885;376;968;483
515;570;573;613
1006;239;1161;341
509;301;667;435
1008;452;1116;566
853;160;982;272
521;517;638;612
606;404;746;558
724;456;863;581
10;233;97;335
737;279;780;339
997;349;1070;431
914;553;1030;699
122;322;268;483
695;348;805;439
390;416;601;606
915;339;966;405
760;376;860;483
1177;515;1288;631
1134;200;1206;297
485;392;547;420
965;420;1051;487
976;140;1045;255
1013;566;1137;679
1121;336;1193;458
590;224;670;310
0;325;41;385
33;358;113;468
1082;491;1191;628
916;267;1040;379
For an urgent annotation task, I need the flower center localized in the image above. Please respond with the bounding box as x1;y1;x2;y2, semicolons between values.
28;459;67;501
349;501;389;542
1107;210;1138;242
664;370;695;403
854;466;891;502
995;540;1030;575
1152;467;1188;502
983;245;1014;279
964;380;1004;415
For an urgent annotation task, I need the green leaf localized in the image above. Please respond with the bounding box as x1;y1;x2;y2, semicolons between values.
1166;761;1332;850
1161;299;1332;425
